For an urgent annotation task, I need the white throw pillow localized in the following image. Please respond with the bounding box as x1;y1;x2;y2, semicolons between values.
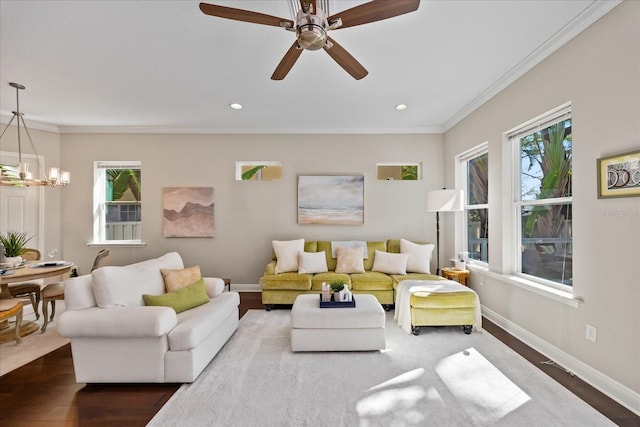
400;239;435;274
273;239;305;273
335;247;365;274
298;251;328;274
91;252;184;308
372;250;409;275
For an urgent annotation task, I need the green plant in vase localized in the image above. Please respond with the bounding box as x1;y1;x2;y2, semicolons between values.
329;279;347;293
0;230;32;265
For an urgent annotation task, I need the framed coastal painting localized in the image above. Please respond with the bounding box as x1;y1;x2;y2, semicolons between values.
297;175;364;225
163;187;214;237
597;150;640;198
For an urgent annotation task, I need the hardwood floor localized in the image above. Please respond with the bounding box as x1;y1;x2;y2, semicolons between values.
0;292;637;426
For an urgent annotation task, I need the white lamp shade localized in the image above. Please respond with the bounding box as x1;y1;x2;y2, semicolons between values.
426;189;464;212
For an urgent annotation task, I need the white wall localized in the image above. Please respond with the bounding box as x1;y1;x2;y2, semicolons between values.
444;0;639;411
59;133;444;281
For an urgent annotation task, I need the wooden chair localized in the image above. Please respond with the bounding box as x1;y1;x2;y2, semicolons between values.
8;248;43;319
41;249;110;333
0;299;24;344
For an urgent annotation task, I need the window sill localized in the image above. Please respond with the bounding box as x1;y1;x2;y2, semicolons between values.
87;241;147;248
469;265;581;309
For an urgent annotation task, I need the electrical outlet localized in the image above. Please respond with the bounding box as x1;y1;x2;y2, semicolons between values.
586;324;597;343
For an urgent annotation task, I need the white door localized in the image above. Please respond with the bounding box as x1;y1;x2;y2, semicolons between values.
0;152;44;252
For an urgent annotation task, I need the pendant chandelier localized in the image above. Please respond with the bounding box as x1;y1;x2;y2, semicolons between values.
0;82;70;187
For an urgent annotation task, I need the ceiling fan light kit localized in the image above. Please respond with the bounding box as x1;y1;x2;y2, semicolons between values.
199;0;419;80
295;7;329;51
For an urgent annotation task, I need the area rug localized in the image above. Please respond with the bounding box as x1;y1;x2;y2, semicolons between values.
148;310;613;426
0;301;69;376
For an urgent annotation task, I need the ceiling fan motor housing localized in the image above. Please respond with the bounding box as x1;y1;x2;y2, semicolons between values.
295;8;328;50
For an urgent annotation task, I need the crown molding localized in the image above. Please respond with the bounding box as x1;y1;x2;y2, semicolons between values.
57;125;444;135
442;0;622;132
0;112;61;133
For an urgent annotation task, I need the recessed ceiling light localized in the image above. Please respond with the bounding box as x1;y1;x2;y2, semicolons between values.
395;104;408;111
229;103;243;110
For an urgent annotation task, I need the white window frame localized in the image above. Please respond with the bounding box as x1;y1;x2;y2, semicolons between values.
507;103;572;293
456;143;489;266
91;160;145;247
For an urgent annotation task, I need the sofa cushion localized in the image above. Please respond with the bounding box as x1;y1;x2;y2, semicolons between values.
298;251;328;274
310;273;351;291
372;250;409;275
387;239;429;254
330;241;368;258
143;278;209;313
316;241;335;271
363;241;386;270
161;265;202;293
260;272;312;290
350;272;393;291
273;239;305;273
391;273;443;288
168;291;240;351
91;252;184;308
335;247;365;274
401;239;435;273
272;240;317;261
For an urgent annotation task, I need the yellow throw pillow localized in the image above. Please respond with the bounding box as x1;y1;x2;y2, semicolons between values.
161;265;202;293
335;247;365;274
143;278;209;313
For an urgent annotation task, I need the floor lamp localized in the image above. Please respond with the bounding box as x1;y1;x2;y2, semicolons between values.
426;189;464;275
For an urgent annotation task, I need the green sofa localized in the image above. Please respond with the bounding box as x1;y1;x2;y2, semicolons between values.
259;239;440;310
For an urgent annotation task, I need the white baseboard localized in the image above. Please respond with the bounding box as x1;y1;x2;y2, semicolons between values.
481;305;640;416
230;283;261;292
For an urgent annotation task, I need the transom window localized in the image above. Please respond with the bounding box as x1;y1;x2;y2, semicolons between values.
376;162;422;180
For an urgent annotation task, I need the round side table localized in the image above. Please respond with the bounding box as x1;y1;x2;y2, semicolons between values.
441;267;470;286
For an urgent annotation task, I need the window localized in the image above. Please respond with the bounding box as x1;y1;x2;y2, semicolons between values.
93;161;142;244
509;105;572;288
458;145;489;263
376;162;422;180
235;161;282;181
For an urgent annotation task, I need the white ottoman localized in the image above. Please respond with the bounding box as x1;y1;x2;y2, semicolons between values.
290;294;386;352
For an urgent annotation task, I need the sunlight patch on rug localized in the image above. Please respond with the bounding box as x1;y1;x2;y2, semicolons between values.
436;347;530;424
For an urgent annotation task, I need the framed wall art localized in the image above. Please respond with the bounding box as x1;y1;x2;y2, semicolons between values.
297;175;364;225
597;149;640;199
163;187;214;237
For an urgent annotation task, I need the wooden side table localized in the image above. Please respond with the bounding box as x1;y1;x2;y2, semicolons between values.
441;268;470;286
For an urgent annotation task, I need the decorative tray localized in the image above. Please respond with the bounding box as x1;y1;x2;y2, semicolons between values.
319;294;356;308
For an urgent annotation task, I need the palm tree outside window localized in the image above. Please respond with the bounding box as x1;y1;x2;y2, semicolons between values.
93;161;142;243
511;105;572;288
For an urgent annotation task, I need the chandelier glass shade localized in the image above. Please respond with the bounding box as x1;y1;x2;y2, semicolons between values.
0;82;69;187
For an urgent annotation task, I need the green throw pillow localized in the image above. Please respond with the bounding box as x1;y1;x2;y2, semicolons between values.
142;278;209;313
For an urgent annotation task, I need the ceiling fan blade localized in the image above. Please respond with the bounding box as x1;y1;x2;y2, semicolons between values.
271;41;303;80
328;0;419;29
299;0;317;14
199;3;293;28
323;37;368;80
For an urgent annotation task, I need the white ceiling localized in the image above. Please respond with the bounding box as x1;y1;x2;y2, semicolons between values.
0;0;619;134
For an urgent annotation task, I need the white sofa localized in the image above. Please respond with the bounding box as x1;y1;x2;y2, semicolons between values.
58;252;240;383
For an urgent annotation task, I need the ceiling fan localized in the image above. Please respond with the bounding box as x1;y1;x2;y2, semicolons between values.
199;0;420;80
